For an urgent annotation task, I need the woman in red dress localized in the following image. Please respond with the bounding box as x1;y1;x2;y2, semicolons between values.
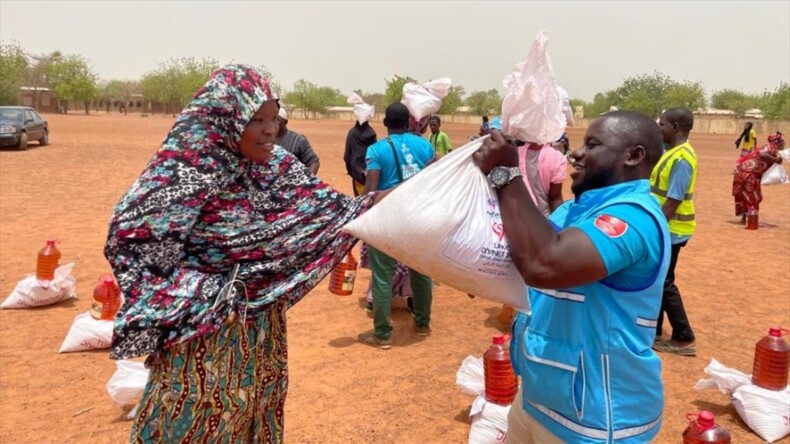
732;132;785;222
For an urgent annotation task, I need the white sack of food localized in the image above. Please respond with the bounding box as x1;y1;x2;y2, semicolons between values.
761;163;789;186
347;93;374;125
343;138;529;309
468;394;510;444
401;78;452;121
106;360;150;420
1;263;77;309
694;358;790;443
58;311;113;353
457;355;485;396
500;29;566;145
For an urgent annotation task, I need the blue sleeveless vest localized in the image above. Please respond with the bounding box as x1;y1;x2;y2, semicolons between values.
511;180;670;443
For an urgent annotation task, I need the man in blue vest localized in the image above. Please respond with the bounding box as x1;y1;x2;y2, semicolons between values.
474;111;670;443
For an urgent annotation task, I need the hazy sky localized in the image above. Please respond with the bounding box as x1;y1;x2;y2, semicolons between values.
1;1;788;101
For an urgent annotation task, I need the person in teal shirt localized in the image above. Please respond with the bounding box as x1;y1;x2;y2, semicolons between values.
428;115;453;157
475;111;670;443
359;103;436;349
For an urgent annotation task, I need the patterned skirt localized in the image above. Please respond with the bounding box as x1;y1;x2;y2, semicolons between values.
130;300;288;443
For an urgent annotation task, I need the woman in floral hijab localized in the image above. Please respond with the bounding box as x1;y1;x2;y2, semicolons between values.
105;64;376;442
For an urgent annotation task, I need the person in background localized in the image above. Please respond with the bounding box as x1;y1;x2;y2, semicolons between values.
276;108;321;174
475;111;669;443
732;132;785;223
479;115;490;137
428;115;453;158
105;65;387;442
735;121;757;156
490;115;567;326
344;120;377;196
651;107;698;356
358;103;436;350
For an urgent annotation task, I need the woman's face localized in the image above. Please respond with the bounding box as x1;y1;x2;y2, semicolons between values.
239;100;280;163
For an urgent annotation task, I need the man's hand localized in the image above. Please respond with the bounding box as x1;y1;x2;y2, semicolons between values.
472;131;519;174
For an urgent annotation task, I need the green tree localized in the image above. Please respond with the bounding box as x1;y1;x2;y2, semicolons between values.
763;82;790;120
48;55;98;114
437;85;465;115
710;89;749;116
283;80;346;119
465;89;501;116
614;71;675;118
384;75;416;106
664;81;706;112
0;41;28;105
103;79;138;114
25;51;62;109
361;92;387;113
139;58;217;116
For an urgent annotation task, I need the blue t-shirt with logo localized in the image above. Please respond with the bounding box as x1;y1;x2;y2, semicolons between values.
365;133;435;191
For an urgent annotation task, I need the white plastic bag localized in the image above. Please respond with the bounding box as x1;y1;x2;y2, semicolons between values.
1;263;77;309
469;394;510;444
500;30;566;145
778;149;790;162
401;78;452;121
761;163;789;186
343;138;529;309
58;311;113;353
556;86;574;127
106;360;150;420
347;93;374;125
457;355;485;396
694;358;790;443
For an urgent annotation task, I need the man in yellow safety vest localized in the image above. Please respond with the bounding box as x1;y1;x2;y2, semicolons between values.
650;107;698;356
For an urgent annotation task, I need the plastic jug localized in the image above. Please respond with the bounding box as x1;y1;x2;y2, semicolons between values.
91;274;122;320
746;207;759;230
752;326;790;390
483;334;518;405
328;252;357;296
682;411;731;443
36;240;61;282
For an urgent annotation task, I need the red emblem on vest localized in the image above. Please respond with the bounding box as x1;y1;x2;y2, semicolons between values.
594;215;628;238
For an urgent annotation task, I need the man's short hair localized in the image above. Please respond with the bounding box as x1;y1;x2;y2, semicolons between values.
663;107;694;132
429;115;441;124
383;103;410;130
603;111;664;169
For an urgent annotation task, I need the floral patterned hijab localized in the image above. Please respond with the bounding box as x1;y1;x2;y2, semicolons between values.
105;65;373;359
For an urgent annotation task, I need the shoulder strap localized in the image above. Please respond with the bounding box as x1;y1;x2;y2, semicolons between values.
385;137;404;183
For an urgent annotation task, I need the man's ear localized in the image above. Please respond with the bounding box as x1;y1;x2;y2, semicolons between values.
625;144;646;167
382;117;389;127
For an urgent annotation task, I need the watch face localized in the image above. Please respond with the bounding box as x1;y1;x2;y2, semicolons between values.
489;167;509;187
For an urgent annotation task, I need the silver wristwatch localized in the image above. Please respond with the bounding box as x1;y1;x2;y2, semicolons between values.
487;166;522;189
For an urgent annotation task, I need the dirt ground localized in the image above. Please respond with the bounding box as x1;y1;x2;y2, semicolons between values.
0;113;788;443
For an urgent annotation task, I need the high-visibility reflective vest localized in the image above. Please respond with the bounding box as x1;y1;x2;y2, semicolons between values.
650;142;697;236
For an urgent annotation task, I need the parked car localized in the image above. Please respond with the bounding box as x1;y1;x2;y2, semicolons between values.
0;106;49;150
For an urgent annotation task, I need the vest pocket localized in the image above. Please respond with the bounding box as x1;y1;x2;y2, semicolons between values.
521;330;584;419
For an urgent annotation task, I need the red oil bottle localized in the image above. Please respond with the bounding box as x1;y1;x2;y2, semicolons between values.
36;240;61;282
329;252;357;296
484;334;518;405
752;326;790;390
92;274;121;321
682;411;731;444
746;207;759;230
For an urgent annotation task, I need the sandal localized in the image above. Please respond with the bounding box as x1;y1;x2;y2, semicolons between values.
652;340;697;356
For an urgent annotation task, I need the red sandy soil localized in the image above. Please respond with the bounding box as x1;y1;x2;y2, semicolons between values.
0;113;788;443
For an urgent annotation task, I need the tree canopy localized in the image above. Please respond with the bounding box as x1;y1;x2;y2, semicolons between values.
47;55;98;114
0;41;27;105
2;40;789;120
